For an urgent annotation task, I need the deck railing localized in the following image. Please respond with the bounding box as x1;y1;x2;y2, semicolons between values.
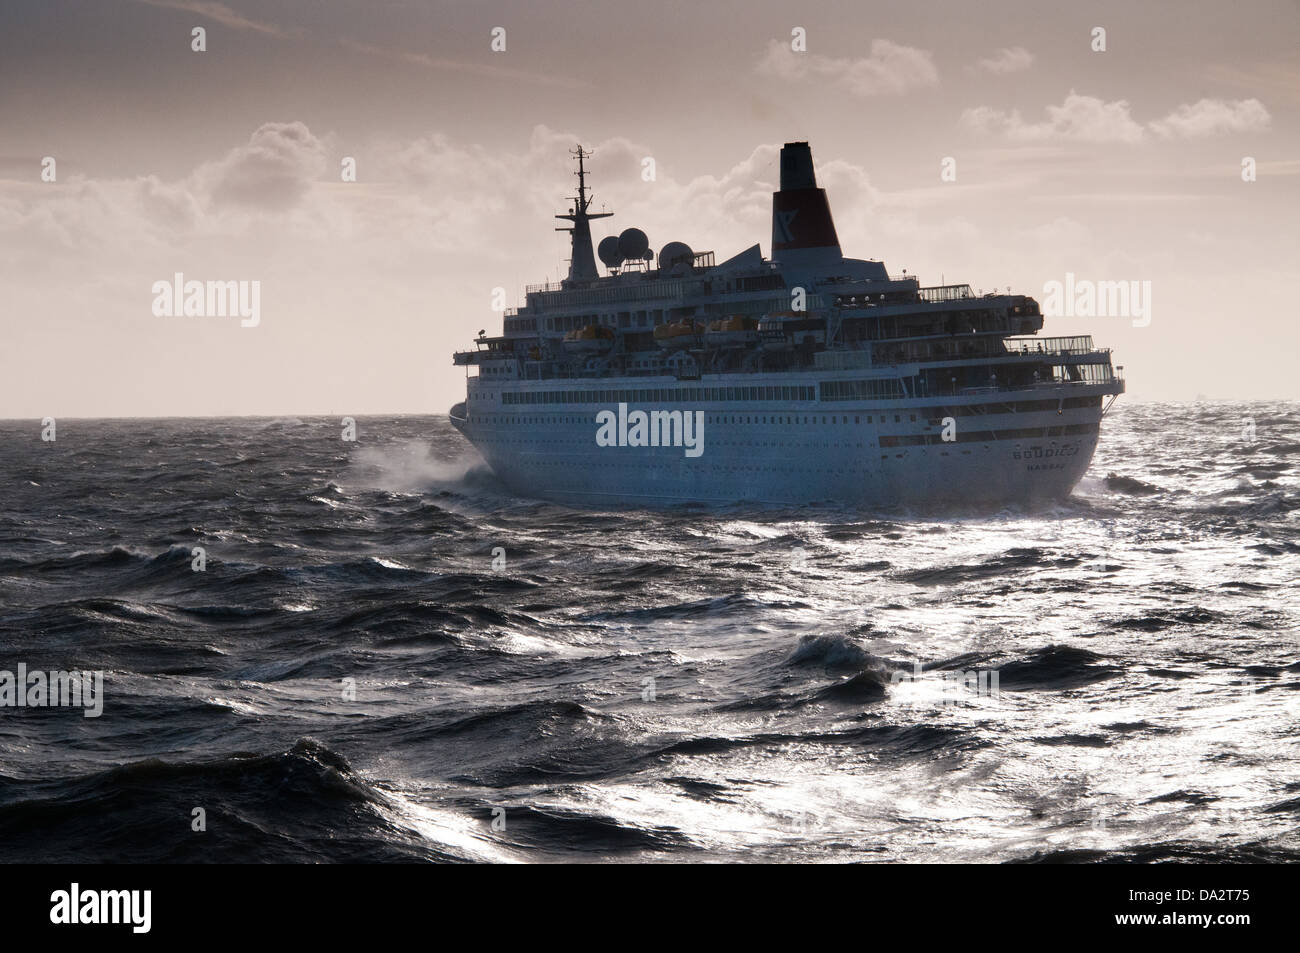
917;284;974;303
1004;335;1095;354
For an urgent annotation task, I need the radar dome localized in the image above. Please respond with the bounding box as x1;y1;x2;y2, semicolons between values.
597;236;624;268
617;228;649;261
659;241;694;271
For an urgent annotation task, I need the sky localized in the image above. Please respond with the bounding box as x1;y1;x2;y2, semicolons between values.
1;0;1297;417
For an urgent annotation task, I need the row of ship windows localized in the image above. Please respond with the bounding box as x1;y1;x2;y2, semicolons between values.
470;420;1095;445
482;438;875;450
473;389;1103;412
879;422;1100;447
517;452;956;468
491;385;818;405
514;445;1041;470
923;395;1102;416
468;414;921;426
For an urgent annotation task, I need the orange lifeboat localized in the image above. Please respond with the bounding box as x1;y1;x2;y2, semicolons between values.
562;324;614;355
704;314;758;346
653;319;701;349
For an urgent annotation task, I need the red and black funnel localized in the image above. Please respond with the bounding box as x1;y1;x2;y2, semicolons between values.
771;142;842;268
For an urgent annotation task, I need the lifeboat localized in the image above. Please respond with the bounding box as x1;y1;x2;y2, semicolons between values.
562;324;614;355
653;319;701;349
703;314;758;346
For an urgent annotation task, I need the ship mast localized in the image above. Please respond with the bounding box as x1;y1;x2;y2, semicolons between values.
555;146;612;286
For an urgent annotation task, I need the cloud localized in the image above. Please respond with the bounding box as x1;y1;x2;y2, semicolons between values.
1149;98;1271;138
130;0;296;38
961;91;1145;143
757;39;938;97
975;47;1034;75
1205;63;1300;106
339;39;588;90
198;121;329;211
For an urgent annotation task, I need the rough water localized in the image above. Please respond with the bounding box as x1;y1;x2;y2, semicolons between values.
0;403;1296;863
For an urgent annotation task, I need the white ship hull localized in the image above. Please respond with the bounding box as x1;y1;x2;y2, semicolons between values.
450;378;1116;507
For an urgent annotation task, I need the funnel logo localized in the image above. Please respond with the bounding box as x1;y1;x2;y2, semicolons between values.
595;403;704;457
774;208;799;244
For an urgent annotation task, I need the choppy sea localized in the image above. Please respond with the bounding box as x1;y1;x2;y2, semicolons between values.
1;402;1297;863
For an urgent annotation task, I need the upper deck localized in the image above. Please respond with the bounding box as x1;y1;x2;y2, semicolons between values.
453;141;1118;405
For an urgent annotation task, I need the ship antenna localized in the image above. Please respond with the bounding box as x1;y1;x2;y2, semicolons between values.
555;144;612;285
574;145;591;215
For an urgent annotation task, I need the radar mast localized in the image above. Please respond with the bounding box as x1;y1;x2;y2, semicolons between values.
555;146;612;285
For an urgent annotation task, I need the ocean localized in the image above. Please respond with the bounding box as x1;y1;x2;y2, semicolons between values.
1;402;1296;863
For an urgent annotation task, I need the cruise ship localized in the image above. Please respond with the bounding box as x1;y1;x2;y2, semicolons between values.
450;142;1124;506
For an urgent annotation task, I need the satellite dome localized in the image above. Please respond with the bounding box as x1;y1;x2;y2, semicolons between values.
597;236;624;269
617;228;649;261
659;241;694;271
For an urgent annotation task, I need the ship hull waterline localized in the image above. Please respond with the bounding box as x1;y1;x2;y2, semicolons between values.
448;382;1117;508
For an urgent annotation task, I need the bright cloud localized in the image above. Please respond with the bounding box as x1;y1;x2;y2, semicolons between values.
975;47;1034;74
961;91;1145;143
757;39;939;97
199;121;330;211
1149;98;1271;138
